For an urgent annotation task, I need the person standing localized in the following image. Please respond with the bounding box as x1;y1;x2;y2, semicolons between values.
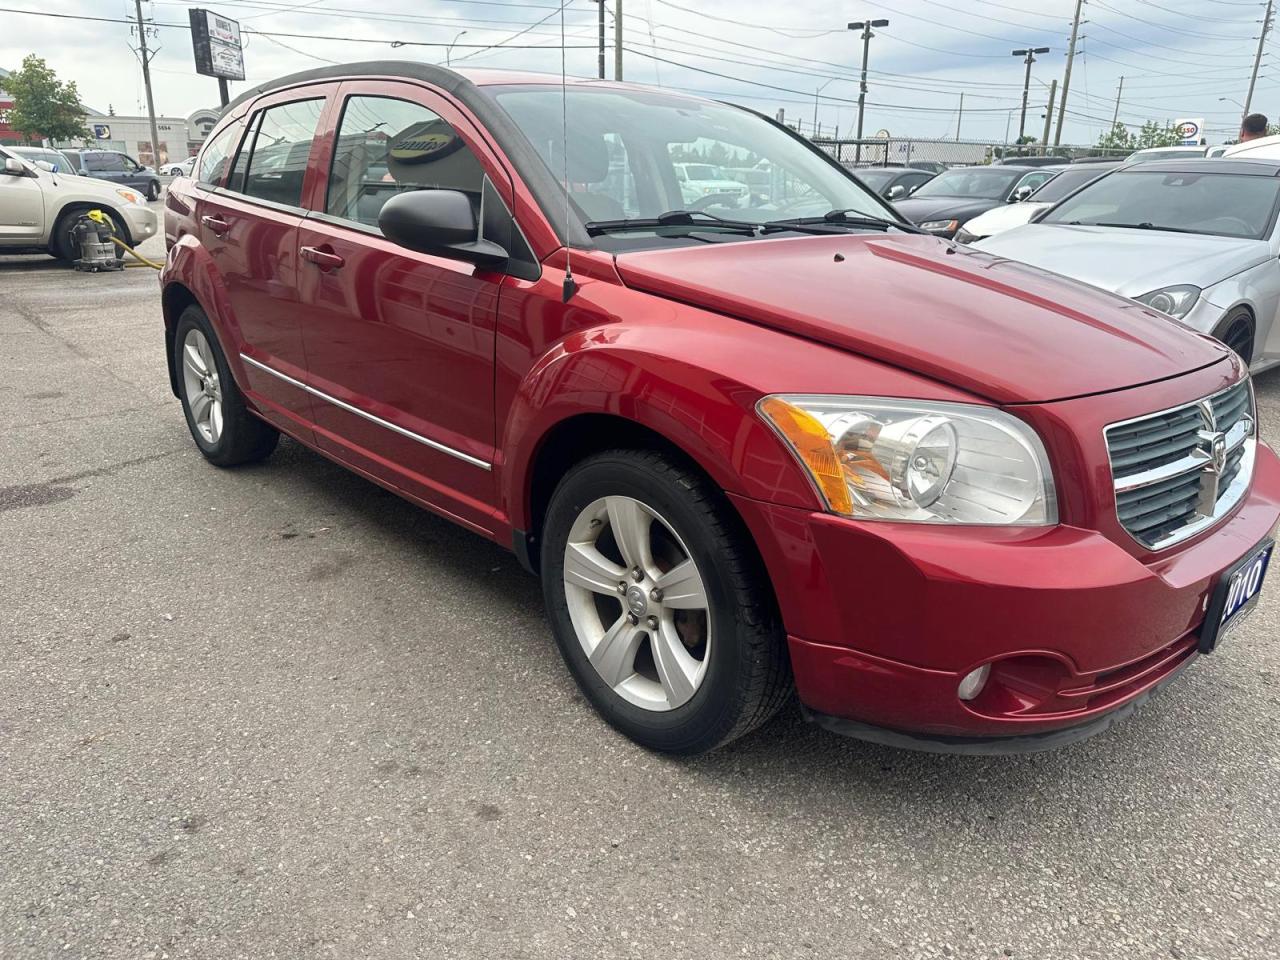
1239;113;1268;143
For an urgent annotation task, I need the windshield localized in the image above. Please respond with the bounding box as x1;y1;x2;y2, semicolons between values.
489;84;888;230
1029;167;1108;202
1042;169;1280;239
853;168;898;189
912;167;1024;199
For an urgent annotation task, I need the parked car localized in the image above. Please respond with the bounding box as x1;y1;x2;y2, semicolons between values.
673;162;749;208
851;165;935;202
895;164;1057;237
165;156;198;177
977;159;1280;371
1122;145;1208;165
7;145;78;175
0;145;158;261
1223;135;1280;160
955;161;1122;242
59;149;162;200
993;155;1071;167
161;64;1279;756
903;160;947;175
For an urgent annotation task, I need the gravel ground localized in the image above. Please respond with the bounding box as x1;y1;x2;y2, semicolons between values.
1;228;1278;960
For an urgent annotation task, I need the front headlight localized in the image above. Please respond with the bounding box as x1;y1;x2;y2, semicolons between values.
918;219;959;234
1135;284;1200;319
115;188;142;205
954;227;979;244
758;395;1057;525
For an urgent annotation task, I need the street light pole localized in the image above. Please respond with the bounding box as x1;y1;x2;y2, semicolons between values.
1012;46;1049;142
597;0;606;79
446;30;467;66
814;78;835;138
848;18;888;164
1243;0;1274;123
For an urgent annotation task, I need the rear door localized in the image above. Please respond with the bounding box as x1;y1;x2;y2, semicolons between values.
0;153;46;242
294;80;516;533
193;86;331;439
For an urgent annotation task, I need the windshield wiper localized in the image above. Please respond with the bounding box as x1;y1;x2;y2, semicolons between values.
1082;221;1200;234
585;209;762;237
766;209;928;235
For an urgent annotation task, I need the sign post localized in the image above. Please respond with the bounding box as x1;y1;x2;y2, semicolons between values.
188;8;245;107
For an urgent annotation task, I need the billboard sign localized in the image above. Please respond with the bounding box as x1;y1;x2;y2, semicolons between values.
189;9;245;81
1174;118;1204;146
92;123;111;140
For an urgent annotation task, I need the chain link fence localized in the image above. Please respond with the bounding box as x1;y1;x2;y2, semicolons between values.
811;136;1133;168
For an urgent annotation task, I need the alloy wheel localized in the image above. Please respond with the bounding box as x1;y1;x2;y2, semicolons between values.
562;496;712;711
181;327;224;444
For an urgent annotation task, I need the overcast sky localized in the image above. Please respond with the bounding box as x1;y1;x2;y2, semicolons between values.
1;0;1273;144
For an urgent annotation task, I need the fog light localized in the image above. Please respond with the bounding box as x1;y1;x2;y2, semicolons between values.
957;664;991;701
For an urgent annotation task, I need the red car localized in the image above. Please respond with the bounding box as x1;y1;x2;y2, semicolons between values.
160;63;1280;754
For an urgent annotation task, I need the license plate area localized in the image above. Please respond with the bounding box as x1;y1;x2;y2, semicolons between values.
1199;538;1273;653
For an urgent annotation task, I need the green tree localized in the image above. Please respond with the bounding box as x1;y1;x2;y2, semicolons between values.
1096;122;1136;155
5;54;86;144
1135;120;1181;149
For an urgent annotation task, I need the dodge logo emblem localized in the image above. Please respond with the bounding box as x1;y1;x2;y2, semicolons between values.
1210;432;1228;474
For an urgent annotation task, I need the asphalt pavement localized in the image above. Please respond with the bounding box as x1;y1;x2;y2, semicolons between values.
1;228;1278;960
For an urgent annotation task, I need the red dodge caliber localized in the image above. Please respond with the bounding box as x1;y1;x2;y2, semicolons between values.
160;63;1280;754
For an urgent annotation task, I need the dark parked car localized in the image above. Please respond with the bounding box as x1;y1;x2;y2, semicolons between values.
60;149;162;200
993;155;1071;167
851;165;935;201
895;164;1057;237
159;62;1278;756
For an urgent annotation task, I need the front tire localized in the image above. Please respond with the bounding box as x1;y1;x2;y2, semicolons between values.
1217;308;1255;365
173;305;279;467
146;180;160;201
540;449;791;754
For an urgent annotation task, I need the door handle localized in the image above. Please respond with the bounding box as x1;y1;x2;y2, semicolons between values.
300;245;345;270
201;215;229;235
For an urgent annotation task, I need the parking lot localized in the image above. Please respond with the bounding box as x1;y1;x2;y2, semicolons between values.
1;232;1278;960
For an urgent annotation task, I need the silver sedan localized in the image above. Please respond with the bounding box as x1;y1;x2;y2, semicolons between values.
977;158;1280;373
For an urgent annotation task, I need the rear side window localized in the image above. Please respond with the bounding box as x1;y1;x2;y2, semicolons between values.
325;95;484;229
239;98;324;208
198;122;241;186
86;153;123;172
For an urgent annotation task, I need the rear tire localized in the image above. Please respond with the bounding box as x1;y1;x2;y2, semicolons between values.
540;449;791;754
146;180;160;201
173;305;279;467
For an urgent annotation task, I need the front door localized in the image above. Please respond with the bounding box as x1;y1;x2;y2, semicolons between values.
294;82;506;534
0;163;45;242
194;91;330;439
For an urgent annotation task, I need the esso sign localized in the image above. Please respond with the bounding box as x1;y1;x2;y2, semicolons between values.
1174;118;1204;145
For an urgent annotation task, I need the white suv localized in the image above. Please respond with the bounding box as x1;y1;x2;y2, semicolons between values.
0;145;158;262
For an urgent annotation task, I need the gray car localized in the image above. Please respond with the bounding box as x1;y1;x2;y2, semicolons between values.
59;149;162;201
977;159;1280;372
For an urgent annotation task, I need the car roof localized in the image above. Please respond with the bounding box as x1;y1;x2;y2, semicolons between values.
1115;157;1280;176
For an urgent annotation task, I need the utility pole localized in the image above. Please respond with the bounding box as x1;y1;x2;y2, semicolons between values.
848;18;888;163
1055;0;1084;146
1041;79;1057;149
614;0;623;80
1110;75;1124;130
597;1;606;79
1012;46;1049;142
1244;0;1274;122
132;0;162;170
956;92;964;140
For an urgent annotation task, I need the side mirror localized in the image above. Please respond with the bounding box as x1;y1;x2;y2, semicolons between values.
1010;185;1034;202
35;160;55;172
378;189;508;267
908;183;922;194
886;184;907;200
3;157;29;176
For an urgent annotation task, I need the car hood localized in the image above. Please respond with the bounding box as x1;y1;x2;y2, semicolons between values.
894;195;1005;225
612;234;1226;404
976;223;1272;297
961;202;1051;238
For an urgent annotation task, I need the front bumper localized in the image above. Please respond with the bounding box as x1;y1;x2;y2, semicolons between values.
120;204;158;245
730;440;1280;748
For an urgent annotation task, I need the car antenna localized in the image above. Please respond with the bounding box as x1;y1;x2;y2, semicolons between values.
558;0;578;303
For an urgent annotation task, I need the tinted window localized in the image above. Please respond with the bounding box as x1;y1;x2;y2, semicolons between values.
86;153;125;173
198;122;241;186
1043;170;1280;239
326;96;484;229
241;98;324;208
853;169;898;190
1030;166;1110;202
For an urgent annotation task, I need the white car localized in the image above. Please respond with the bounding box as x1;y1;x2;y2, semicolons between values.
977;158;1280;372
0;145;158;262
674;162;749;208
165;156;198;177
955;162;1121;243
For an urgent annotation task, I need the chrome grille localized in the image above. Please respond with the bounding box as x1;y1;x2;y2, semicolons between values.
1105;380;1256;550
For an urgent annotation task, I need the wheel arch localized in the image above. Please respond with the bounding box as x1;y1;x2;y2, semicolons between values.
1211;302;1256;363
162;281;202;397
